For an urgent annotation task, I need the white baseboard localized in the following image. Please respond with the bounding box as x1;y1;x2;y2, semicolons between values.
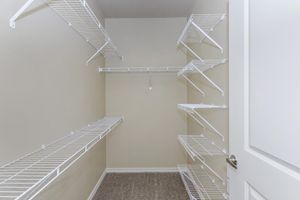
105;167;179;173
87;169;107;200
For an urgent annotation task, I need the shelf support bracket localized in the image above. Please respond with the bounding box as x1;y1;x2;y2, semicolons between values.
193;110;224;141
10;0;36;28
177;17;193;45
179;138;198;161
196;158;225;184
191;21;224;53
191;63;225;96
182;74;205;96
86;40;109;65
179;41;203;61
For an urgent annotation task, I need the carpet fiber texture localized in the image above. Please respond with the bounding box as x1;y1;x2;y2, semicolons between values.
92;173;189;200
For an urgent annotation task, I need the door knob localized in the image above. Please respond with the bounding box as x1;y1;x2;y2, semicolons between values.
226;155;238;169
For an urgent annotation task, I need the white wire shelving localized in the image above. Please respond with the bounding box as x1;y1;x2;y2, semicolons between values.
178;104;227;141
178;136;225;185
0;117;123;200
178;135;227;159
178;165;201;200
177;14;226;61
178;59;226;96
98;66;182;73
178;165;228;200
9;0;121;64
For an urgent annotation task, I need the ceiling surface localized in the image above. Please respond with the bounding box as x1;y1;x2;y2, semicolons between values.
96;0;195;18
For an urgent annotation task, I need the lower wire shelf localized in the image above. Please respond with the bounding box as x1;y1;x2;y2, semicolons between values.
178;135;227;158
178;165;228;200
0;117;123;200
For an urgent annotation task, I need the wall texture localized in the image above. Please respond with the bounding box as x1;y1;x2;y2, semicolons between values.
0;0;106;199
188;0;229;179
105;18;188;169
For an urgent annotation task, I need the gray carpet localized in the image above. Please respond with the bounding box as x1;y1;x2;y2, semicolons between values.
92;173;189;200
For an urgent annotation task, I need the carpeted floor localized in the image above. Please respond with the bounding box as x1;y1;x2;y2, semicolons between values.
92;173;189;200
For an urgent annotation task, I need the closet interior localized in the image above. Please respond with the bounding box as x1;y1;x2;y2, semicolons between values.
0;0;229;199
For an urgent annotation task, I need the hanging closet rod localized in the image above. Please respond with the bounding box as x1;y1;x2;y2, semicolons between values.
98;66;182;73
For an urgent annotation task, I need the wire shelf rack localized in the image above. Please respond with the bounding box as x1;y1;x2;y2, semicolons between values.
178;135;226;185
178;165;201;200
178;104;227;141
10;0;121;64
178;165;228;200
177;14;226;61
177;59;226;96
178;135;227;159
98;66;182;73
0;117;123;200
178;104;226;110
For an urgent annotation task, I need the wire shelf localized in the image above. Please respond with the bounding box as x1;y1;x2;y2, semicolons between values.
178;135;226;184
178;165;228;200
178;135;227;158
177;14;226;61
178;104;226;110
178;165;201;200
10;0;121;64
0;117;123;200
178;104;226;141
178;59;226;76
177;59;226;96
98;66;182;73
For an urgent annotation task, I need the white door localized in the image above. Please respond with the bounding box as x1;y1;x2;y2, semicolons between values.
229;0;300;199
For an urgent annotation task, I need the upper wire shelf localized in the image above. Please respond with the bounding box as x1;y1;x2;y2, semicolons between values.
177;59;226;96
10;0;122;65
178;104;227;141
178;165;228;200
99;66;182;73
0;117;123;200
177;14;226;61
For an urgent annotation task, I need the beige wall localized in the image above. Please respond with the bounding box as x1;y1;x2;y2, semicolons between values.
0;0;106;199
105;18;188;168
188;0;229;178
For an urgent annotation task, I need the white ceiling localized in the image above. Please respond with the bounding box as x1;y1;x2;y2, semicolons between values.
96;0;195;18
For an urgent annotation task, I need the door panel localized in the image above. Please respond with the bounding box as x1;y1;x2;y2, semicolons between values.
246;184;267;200
229;0;300;199
249;0;300;169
